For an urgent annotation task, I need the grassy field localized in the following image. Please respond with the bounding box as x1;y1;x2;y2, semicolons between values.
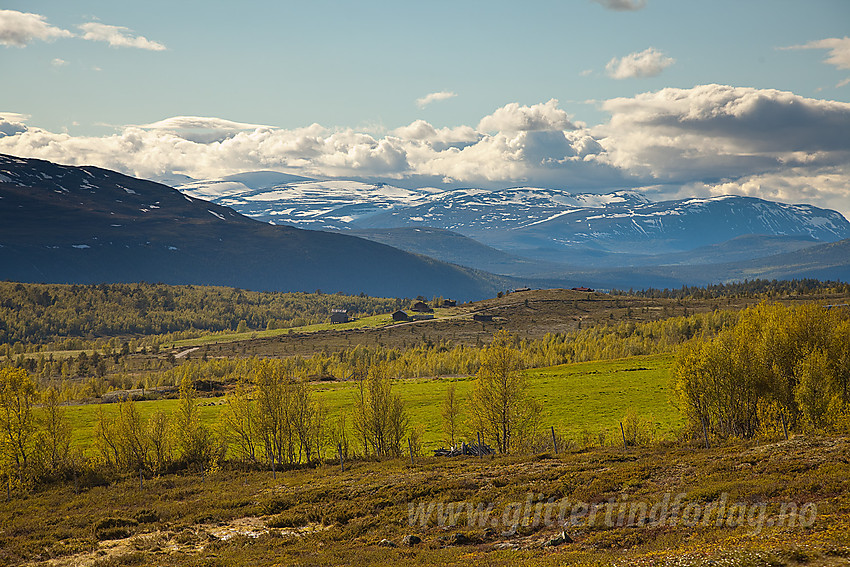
65;354;678;455
164;309;461;349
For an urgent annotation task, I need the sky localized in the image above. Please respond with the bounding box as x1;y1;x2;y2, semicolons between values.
2;0;850;214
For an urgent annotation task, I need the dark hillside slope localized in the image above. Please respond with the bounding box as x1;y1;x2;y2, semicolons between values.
0;154;506;300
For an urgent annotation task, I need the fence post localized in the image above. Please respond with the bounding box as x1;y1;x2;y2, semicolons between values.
408;437;414;466
620;421;627;449
551;426;558;455
780;413;789;441
338;443;344;472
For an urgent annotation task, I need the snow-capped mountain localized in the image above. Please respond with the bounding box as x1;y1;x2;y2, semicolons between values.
174;173;850;259
177;172;438;230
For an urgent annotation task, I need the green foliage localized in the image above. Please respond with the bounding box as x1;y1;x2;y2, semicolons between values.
674;302;850;440
0;281;404;349
352;362;409;458
469;330;541;453
0;367;37;483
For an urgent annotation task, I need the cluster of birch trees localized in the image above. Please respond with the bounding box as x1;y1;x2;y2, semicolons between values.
674;303;850;439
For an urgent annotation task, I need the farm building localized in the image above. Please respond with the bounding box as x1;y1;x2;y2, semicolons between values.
392;310;410;321
411;301;434;313
442;299;457;307
330;309;349;324
473;314;493;322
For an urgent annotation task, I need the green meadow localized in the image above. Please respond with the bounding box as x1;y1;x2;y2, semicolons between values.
164;309;458;349
66;353;679;454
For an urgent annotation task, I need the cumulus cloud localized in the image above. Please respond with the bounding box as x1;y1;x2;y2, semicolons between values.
592;0;647;10
51;58;67;67
0;9;73;47
606;47;674;79
2;86;850;214
478;99;576;132
782;37;850;70
0;115;28;137
78;22;166;51
415;91;457;108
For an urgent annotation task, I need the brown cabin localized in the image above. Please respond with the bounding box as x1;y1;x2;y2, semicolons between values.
330;309;349;324
411;301;434;313
392;310;410;322
442;299;457;307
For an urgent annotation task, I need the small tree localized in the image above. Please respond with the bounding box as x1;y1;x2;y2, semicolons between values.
0;368;37;483
469;330;541;453
795;349;834;432
221;380;257;464
35;387;72;478
175;373;215;467
147;409;172;473
441;383;461;448
353;363;409;458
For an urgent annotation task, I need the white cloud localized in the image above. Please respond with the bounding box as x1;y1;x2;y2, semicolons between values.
415;91;457;108
0;115;28;137
0;9;72;47
592;0;647;10
782;37;850;70
51;58;67;67
78;22;166;51
606;47;674;79
2;86;849;215
478;99;576;132
138;116;269;131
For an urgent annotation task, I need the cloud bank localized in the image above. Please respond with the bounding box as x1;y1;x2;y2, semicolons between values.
606;47;674;79
2;85;849;216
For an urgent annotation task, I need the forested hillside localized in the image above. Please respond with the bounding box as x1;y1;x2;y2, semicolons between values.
0;282;405;347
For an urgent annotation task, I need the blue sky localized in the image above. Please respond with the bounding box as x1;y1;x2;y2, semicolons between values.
2;1;850;213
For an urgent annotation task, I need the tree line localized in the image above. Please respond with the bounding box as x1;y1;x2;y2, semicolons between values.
1;330;554;490
0;281;406;349
613;278;850;300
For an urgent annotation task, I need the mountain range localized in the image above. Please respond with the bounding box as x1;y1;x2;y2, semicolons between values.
3;155;849;296
0;154;508;300
176;171;850;277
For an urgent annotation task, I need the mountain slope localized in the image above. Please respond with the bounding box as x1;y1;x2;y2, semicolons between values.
0;155;508;300
346;227;569;276
175;174;850;266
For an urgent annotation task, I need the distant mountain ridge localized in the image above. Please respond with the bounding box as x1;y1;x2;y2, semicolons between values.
0;154;509;300
175;174;850;262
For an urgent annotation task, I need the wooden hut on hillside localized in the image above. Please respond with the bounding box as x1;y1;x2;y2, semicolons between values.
330;309;349;324
411;301;433;313
392;310;410;322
